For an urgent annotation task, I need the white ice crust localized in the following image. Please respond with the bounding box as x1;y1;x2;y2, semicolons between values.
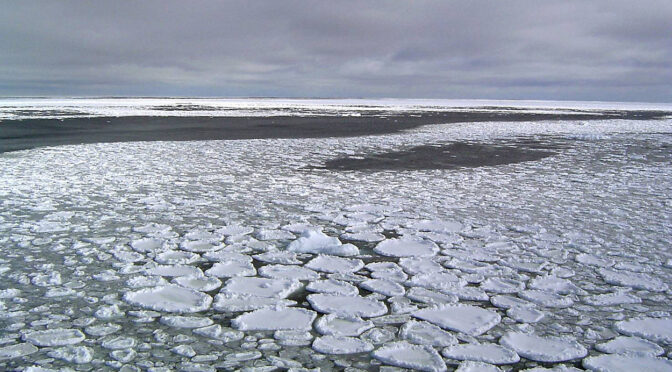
412;304;501;336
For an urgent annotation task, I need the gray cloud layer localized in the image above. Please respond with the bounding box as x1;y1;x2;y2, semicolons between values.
1;1;671;101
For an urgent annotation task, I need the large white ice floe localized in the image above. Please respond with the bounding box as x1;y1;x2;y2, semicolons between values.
231;307;316;331
252;251;302;265
21;329;85;347
123;285;212;313
172;275;222;292
595;336;664;356
372;341;447;372
0;343;38;360
360;278;405;296
442;343;520;364
614;317;672;343
582;354;672;372
399;320;458;347
519;290;574;308
221;277;302;298
499;332;587;362
258;264;319;280
286;229;359;256
47;345;94;364
412;304;501;336
205;261;256;278
145;265;203;277
582;291;642;306
159;315;213;329
130;237;164;252
304;255;364;273
312;335;374;354
307;294;387;317
411;219;463;233
374;238;439;257
598;268;668;292
213;292;296;312
314;314;374;336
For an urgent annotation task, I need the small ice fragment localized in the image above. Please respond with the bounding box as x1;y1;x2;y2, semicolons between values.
372;341;447;372
455;361;502;372
442;343;520;364
21;328;85;346
412;304;501;336
374;238;439;257
307;294;388;318
499;332;587;362
232;307;316;331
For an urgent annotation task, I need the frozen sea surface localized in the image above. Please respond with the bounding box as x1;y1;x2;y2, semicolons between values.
0;113;671;370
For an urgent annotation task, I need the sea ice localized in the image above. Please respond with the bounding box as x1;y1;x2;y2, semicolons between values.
360;279;405;296
160;315;213;329
519;290;574;308
253;251;302;265
455;361;503;372
528;276;579;294
312;335;374;354
305;255;364;273
258;264;319;280
399;257;444;274
499;332;587;362
180;240;224;253
47;345;93;364
21;328;85;346
582;291;642;306
222;277;302;299
595;336;664;356
399;320;458;347
314;314;374;336
374;238;439;257
213;293;296;312
412;304;501;336
287;230;359;256
507;306;545;323
615;317;672;343
0;343;38;360
205;261;256;278
480;278;525;294
307;294;388;317
442;343;520;364
145;265;203;277
232;307;316;331
598;269;668;292
411;220;463;233
372;341;447;372
172;276;222;292
306;279;360;296
123;285;212;313
406;287;458;305
582;354;672;372
130;238;164;252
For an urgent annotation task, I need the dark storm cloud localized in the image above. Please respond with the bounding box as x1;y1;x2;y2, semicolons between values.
1;0;671;101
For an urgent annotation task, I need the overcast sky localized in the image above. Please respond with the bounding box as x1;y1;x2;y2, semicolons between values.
1;1;671;102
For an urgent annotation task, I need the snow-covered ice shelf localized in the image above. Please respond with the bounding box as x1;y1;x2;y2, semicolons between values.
0;110;671;370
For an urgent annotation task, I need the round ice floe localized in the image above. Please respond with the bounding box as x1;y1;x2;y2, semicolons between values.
595;336;664;356
399;257;444;275
47;345;93;364
123;285;212;313
113;250;144;263
407;272;466;290
411;219;463;233
582;291;641;306
287;230;359;256
307;294;387;318
341;231;386;242
217;225;254;236
499;258;547;274
155;250;199;265
255;228;295;241
371;268;409;282
598;268;667;292
312;335;373;354
134;223;172;235
84;323;121;337
444;258;496;275
127;275;168;288
455;361;503;372
480;278;525;294
575;253;614;268
528;276;579;294
305;255;364;273
160;315;213;329
399;320;458;347
101;336;136;350
222;277;302;299
306;279;360;296
232;307;316;331
499;332;587;362
0;343;38;360
258;264;319;280
372;341;447;372
213;293;296;312
412;304;501;336
172;276;222;292
406;287;458;306
615;317;672;343
519;290;574;308
374;238;439;257
583;354;672;372
180;240;223;253
315;314;374;336
252;251;302;265
21;329;85;347
130;238;164;252
203;251;252;263
490;295;533;309
361;279;405;297
184;229;224;242
507;306;545;323
443;343;520;364
206;261;256;278
145;265;203;277
442;286;489;301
